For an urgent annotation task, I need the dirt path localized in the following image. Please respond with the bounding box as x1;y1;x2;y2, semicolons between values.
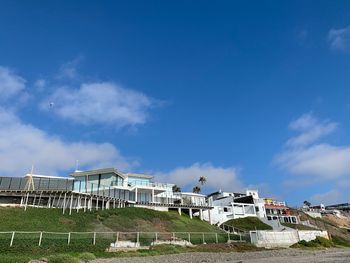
92;248;350;263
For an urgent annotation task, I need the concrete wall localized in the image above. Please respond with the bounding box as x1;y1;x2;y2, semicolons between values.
250;230;329;248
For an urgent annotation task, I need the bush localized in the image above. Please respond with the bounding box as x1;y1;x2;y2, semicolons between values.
78;252;96;262
48;254;78;263
291;236;334;248
332;236;350;247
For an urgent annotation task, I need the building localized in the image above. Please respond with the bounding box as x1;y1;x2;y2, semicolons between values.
264;198;298;224
202;189;266;225
0;168;212;218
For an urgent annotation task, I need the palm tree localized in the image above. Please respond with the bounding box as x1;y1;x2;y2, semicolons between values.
303;200;311;207
172;184;181;193
192;186;201;194
198;176;207;186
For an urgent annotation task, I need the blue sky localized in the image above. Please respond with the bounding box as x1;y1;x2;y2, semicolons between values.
1;1;350;205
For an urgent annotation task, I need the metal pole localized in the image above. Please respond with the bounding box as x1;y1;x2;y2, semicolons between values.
215;233;218;243
93;232;96;245
24;192;29;211
202;233;205;244
67;232;71;245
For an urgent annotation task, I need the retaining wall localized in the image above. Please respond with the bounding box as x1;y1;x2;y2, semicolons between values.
250;230;329;248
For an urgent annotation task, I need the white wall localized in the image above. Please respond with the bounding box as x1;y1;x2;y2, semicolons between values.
250;230;329;248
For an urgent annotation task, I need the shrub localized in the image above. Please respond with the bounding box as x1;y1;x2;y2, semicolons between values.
78;252;96;262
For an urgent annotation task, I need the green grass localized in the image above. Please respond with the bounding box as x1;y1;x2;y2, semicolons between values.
0;207;237;262
291;236;334;249
225;217;272;231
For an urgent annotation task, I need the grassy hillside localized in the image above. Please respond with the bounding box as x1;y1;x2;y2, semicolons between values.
0;207;222;233
225;217;272;231
0;207;243;263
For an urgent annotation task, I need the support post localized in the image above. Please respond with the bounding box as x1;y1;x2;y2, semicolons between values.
202;233;205;244
24;192;29;211
39;231;43;246
189;208;193;219
10;231;15;247
67;232;71;245
93;232;96;245
178;207;182;216
136;232;139;244
199;209;203;220
227;232;230;242
96;197;99;210
188;233;191;243
215;233;218;243
62;193;67;214
69;194;73;215
155;232;158;242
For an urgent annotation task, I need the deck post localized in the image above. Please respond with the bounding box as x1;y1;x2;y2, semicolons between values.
24;192;29;211
62;193;67;214
69;194;73;215
84;196;87;212
189;208;193;219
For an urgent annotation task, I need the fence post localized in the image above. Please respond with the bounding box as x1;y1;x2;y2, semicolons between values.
172;232;175;240
136;232;139;244
116;232;119;243
188;233;191;243
38;231;43;246
10;231;15;247
239;233;242;241
93;232;96;245
215;233;218;243
67;232;71;245
227;232;230;242
202;233;205;244
155;232;158;242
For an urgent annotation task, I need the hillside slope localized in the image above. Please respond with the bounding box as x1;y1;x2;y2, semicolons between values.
0;207;222;233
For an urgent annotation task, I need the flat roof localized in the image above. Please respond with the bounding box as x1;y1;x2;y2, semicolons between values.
70;168;126;178
125;173;153;179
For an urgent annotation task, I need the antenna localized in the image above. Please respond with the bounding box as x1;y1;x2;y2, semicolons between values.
75;160;79;172
25;165;35;191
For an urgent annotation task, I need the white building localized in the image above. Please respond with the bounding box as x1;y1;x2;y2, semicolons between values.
203;189;266;225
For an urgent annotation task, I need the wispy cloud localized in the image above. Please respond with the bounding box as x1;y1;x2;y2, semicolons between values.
155;163;244;192
56;56;83;80
0;66;26;101
276;113;350;180
286;113;338;147
41;82;156;128
328;25;350;52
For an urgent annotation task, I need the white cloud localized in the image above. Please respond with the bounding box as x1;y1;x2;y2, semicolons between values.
286;113;338;147
156;163;244;192
41;82;155;127
0;66;26;101
34;79;46;91
276;144;350;179
310;189;342;205
276;113;350;180
0;107;131;176
328;25;350;51
56;57;82;80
